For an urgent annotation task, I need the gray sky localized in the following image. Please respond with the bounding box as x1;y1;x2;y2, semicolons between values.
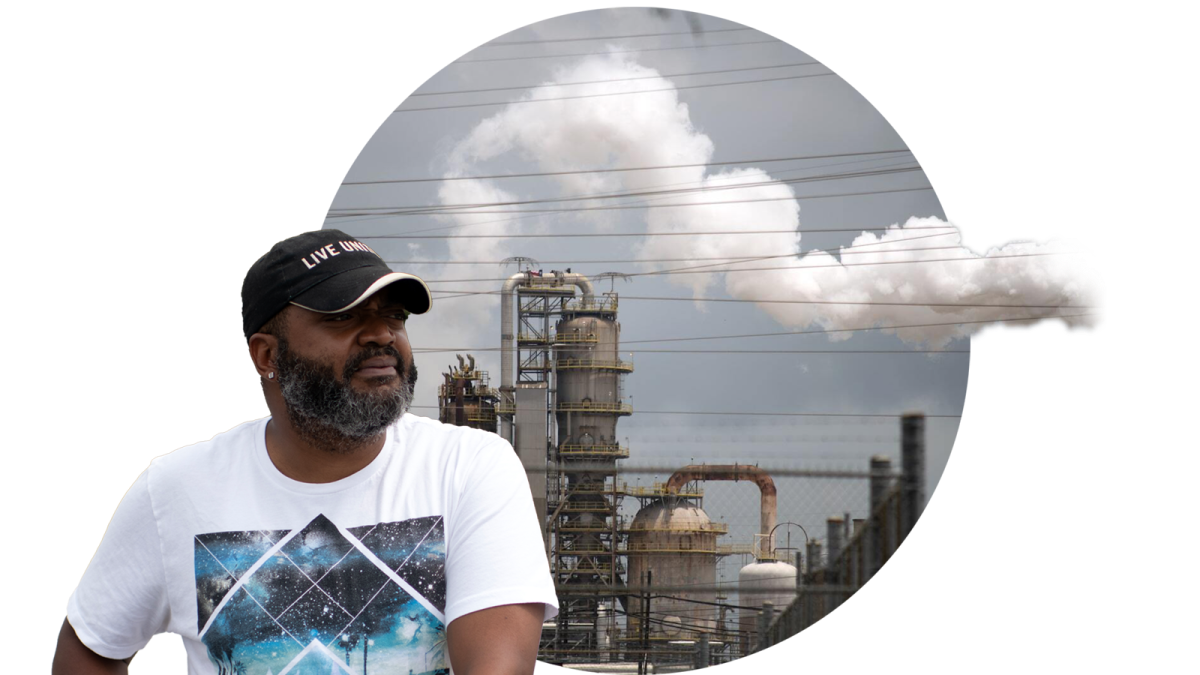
326;8;973;563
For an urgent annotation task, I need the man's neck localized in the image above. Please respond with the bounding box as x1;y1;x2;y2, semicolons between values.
263;416;388;483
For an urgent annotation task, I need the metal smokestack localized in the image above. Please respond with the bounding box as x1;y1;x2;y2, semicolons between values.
826;516;844;568
901;412;926;536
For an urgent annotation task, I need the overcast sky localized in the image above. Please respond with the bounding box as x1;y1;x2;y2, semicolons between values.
322;8;980;561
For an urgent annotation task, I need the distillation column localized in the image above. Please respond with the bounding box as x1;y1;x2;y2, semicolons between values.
551;283;632;660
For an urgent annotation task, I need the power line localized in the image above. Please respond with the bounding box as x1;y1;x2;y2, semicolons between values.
368;222;952;242
413;347;969;354
329;166;922;215
406;315;1089;350
423;280;1086;308
336;155;918;235
411;61;818;97
407;404;960;418
451;37;783;64
366;222;951;240
642;252;1071;278
638;231;959;272
482;26;754;46
341;149;910;185
344;186;934;221
417;251;1070;284
334;157;916;232
617;314;1094;345
606;605;752;638
383;232;958;264
652;595;761;612
590;287;1089;309
343;154;921;230
394;71;835;113
408;312;1099;348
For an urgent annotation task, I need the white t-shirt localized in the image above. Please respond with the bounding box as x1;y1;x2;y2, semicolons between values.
67;414;559;675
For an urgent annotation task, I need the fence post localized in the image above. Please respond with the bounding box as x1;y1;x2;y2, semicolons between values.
758;601;775;651
801;583;811;629
901;413;926;540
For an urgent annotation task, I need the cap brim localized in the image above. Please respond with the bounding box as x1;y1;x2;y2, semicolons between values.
291;268;432;315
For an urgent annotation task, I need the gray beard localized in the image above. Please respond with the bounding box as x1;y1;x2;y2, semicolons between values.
274;337;417;452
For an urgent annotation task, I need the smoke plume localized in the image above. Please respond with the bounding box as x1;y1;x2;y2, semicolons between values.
435;53;1093;349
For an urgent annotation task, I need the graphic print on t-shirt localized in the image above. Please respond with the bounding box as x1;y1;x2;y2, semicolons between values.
194;514;447;675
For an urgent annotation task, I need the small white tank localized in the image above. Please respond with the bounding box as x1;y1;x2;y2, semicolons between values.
738;560;797;654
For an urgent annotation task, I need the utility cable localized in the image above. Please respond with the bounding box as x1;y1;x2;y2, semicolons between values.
394;72;835;113
413;347;969;354
329;166;921;215
411;314;1091;348
451;38;783;64
350;186;934;224
367;222;952;241
425;266;1085;308
424;249;1058;286
617;314;1094;345
383;231;957;265
411;61;819;96
482;27;754;46
341;149;910;185
407;405;961;418
421;252;1072;284
337;154;918;233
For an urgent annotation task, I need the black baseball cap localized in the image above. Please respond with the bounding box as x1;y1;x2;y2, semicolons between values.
241;229;431;340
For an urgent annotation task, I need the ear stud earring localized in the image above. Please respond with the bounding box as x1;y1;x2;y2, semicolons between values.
268;372;275;380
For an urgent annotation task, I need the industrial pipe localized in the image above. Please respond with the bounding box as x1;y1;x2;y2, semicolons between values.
499;270;596;441
664;464;777;559
499;272;527;442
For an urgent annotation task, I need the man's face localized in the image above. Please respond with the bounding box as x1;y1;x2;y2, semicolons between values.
271;286;418;446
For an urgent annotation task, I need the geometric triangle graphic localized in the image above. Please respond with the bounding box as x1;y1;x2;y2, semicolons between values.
278;515;354;582
354;516;446;613
194;528;289;630
196;514;449;675
275;639;356;675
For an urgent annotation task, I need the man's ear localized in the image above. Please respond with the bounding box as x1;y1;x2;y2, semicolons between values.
248;332;279;380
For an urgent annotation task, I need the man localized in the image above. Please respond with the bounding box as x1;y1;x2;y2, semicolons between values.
54;230;558;675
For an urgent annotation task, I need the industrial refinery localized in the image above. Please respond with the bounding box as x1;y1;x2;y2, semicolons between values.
438;269;928;672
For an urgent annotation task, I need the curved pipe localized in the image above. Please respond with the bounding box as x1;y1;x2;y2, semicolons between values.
499;270;595;442
499;272;527;441
555;271;595;305
665;464;777;559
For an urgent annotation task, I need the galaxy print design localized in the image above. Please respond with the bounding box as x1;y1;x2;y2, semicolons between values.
194;514;447;675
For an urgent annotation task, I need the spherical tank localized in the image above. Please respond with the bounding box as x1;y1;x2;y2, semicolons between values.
626;500;719;640
737;560;798;653
555;314;622;448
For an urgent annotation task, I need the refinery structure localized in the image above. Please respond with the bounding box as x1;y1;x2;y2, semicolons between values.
438;269;928;671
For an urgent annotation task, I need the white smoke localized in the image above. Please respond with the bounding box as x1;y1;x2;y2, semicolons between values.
727;218;1092;347
430;52;1093;356
423;52;722;388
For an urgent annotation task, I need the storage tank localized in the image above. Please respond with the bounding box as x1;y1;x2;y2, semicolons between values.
626;500;722;643
738;560;798;654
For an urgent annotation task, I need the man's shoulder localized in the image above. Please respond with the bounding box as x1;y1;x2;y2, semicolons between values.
398;414;511;457
146;417;266;479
